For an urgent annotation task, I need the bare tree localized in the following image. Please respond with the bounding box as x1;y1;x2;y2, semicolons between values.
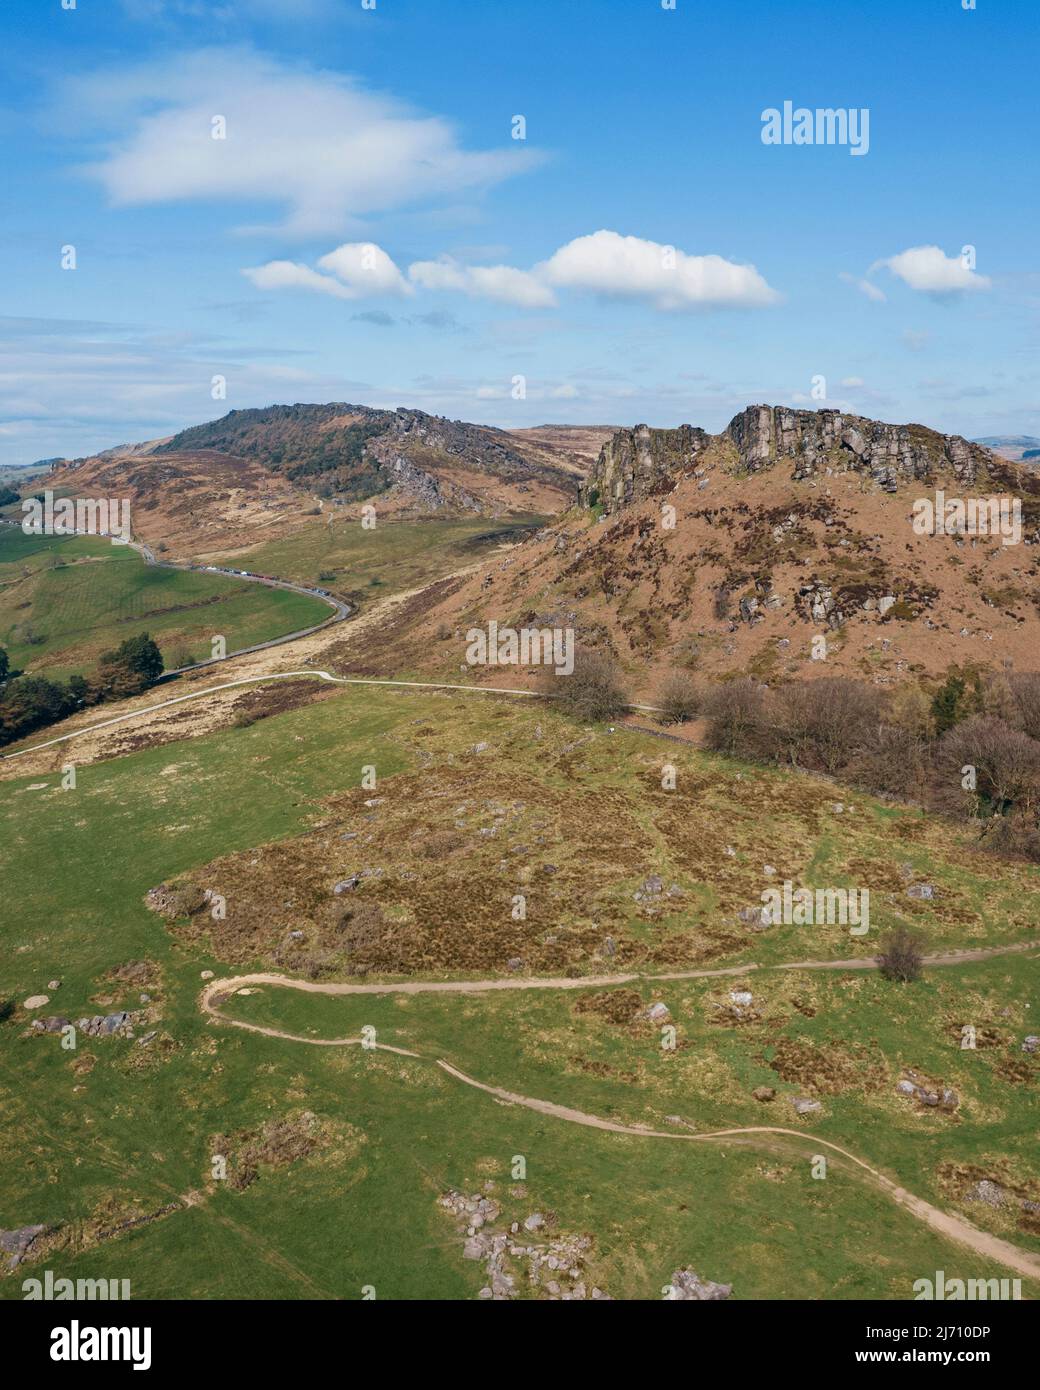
702;678;768;757
936;715;1040;818
658;671;699;724
771;678;882;772
544;648;629;722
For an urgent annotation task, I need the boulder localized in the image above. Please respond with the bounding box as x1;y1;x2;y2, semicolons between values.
906;883;935;900
666;1268;732;1301
792;1097;822;1115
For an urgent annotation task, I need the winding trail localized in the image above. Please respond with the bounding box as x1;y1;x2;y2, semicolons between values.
200;941;1040;1284
0;666;666;763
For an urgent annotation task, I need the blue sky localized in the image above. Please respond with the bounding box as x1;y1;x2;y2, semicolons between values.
1;0;1037;465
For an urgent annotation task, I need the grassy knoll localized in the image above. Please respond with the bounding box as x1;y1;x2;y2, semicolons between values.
1;685;1038;1299
0;529;329;678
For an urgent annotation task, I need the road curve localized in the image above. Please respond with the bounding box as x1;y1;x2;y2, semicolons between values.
200;960;1040;1284
131;542;351;677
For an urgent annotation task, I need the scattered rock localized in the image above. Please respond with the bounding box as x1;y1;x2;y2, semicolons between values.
0;1224;50;1271
666;1268;732;1301
907;883;935;900
966;1180;1005;1207
752;1086;776;1102
1022;1036;1039;1054
22;995;49;1010
738;905;775;930
791;1097;822;1115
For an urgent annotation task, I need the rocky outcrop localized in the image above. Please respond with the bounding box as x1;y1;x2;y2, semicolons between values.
580;424;709;513
726;405;990;489
583;406;998;516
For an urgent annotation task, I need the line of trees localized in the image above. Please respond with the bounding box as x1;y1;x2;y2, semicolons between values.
542;644;1040;866
0;633;163;748
701;668;1040;862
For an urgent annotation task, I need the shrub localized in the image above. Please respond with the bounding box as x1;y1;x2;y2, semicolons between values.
878;926;924;983
1009;673;1040;741
771;678;881;773
545;648;629;722
935;715;1040;817
847;722;930;799
658;671;699;724
702;678;768;757
931;674;967;735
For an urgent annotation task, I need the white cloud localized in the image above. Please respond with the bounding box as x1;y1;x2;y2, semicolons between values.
244;229;779;314
243;260;354;300
72;48;537;236
408;256;555;308
841;376;864;387
244;242;411;301
870;245;992;296
839;271;886;303
317;243;412;296
538;230;780;309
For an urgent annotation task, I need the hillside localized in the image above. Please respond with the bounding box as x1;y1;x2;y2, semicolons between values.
333;404;1040;693
43;404;580;557
152;403;576;514
44;447;310;559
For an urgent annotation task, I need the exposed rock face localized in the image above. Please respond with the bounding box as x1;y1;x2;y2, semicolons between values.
580;424;709;512
726;405;990;489
582;405;996;516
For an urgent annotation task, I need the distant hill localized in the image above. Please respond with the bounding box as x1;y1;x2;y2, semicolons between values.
151;403;576;514
975;435;1040;462
47;402;586;556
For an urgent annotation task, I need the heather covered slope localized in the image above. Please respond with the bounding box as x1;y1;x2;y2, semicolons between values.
43;404;581;558
153;403;577;514
360;406;1040;695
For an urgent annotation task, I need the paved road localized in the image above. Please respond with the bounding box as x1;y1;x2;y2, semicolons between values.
0;517;350;678
127;540;351;679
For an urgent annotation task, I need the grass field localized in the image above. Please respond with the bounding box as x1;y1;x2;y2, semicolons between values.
1;684;1038;1300
213;515;543;599
0;529;330;679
